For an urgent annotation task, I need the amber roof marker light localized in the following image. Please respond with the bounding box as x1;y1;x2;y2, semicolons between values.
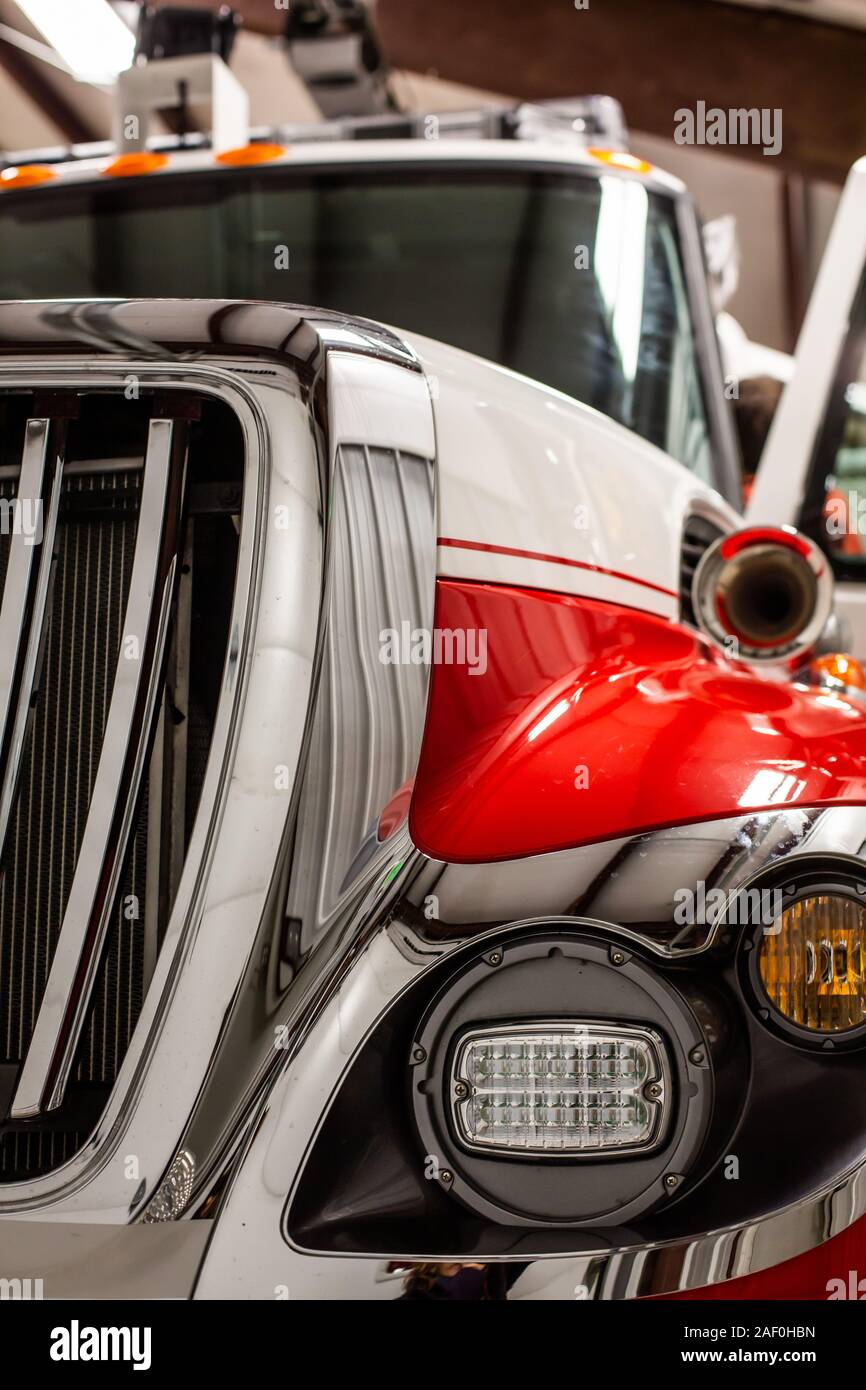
0;165;57;190
215;143;288;168
587;148;653;175
102;152;169;179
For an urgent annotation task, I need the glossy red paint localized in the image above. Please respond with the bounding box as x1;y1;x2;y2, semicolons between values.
409;580;866;863
658;1211;866;1300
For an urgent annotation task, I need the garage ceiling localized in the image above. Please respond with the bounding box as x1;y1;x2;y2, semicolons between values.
0;0;864;181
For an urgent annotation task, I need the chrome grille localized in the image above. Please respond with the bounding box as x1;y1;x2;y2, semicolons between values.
0;472;141;1077
0;390;243;1179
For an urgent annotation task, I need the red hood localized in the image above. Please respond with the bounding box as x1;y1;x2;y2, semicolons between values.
409;579;866;863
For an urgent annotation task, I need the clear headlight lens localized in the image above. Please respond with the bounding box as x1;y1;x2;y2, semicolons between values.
451;1023;668;1155
759;893;866;1033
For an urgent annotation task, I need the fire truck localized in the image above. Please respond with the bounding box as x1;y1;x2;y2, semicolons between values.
0;3;865;1302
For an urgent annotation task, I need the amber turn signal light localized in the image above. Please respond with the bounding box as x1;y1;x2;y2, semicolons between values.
759;894;866;1034
808;652;866;691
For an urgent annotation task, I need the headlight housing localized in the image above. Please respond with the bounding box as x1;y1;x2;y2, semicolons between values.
410;932;713;1227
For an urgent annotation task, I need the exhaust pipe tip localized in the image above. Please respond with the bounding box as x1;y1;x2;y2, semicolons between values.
691;526;833;663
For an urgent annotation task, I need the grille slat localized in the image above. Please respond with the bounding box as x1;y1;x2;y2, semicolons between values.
680;514;726;627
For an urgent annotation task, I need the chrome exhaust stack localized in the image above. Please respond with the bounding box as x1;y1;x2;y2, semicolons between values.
692;526;834;663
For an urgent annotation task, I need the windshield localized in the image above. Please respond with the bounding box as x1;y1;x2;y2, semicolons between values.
0;162;712;478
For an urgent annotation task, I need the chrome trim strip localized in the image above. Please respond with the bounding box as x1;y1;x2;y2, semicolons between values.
11;418;182;1119
0;300;421;376
0;418;60;863
0;445;62;862
209;1148;866;1298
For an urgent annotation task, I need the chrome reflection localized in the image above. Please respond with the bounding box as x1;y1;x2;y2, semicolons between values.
398;806;844;958
285;443;435;942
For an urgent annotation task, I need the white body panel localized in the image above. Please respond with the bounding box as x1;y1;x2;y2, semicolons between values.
749;158;866;527
403;332;740;618
327;353;436;459
748;157;866;658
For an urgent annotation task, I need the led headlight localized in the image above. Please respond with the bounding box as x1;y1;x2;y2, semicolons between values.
452;1023;668;1155
759;893;866;1034
411;933;713;1227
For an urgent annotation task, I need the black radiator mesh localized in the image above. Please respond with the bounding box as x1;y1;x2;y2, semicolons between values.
0;472;144;1082
0;390;243;1183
